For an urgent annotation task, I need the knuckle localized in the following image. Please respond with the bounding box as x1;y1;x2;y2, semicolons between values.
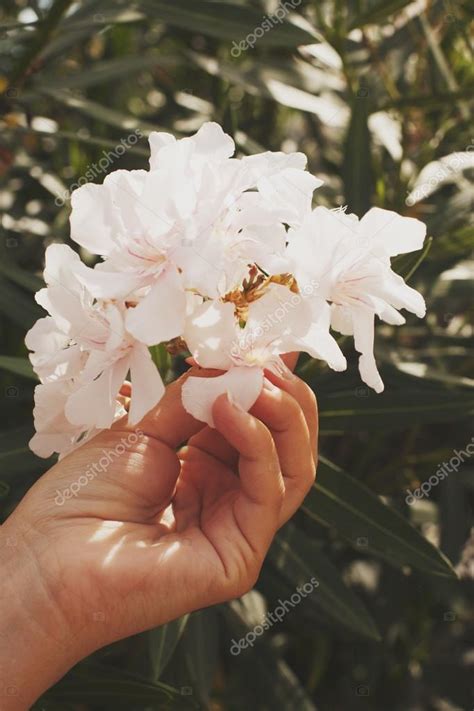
280;390;301;418
275;474;286;501
266;476;285;510
265;390;301;431
240;563;261;595
228;563;261;599
253;419;274;451
300;381;318;413
301;460;316;491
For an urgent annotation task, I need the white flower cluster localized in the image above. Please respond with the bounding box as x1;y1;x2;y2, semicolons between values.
26;123;427;458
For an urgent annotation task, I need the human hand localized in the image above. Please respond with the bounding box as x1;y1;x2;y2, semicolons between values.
0;363;317;709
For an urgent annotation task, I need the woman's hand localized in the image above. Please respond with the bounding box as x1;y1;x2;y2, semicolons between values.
0;365;317;710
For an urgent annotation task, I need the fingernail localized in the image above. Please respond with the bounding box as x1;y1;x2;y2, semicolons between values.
226;390;245;411
278;362;296;380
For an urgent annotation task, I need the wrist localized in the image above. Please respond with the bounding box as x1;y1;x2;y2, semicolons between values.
0;516;84;710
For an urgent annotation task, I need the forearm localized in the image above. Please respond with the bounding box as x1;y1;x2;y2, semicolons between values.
0;518;82;710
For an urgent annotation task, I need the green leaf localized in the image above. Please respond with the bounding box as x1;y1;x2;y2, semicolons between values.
343;87;373;216
0;427;52;478
40;662;180;705
0;356;36;380
0;480;10;499
223;600;318;710
38;88;162;135
32;700;77;711
271;525;381;640
181;609;219;706
149;615;189;680
392;236;433;280
304;456;456;578
143;0;315;47
315;370;474;431
305;365;474;432
62;8;146;30
378;86;474;111
0;256;43;292
191;52;348;125
350;0;415;29
7;0;75;89
149;344;172;380
0;277;42;329
29;3;146;63
36;54;179;91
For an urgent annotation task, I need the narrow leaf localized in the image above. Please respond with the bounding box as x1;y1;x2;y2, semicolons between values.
149;615;189;680
343;88;373;216
304;456;456;577
271;525;381;640
392;236;433;279
0;277;42;329
0;356;36;380
143;0;315;47
350;0;415;29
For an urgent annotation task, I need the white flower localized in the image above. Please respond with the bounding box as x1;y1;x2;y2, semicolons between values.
286;206;426;392
182;283;345;426
70;166;187;346
69;122;320;330
25;244;164;455
25;121;430;453
241;150;323;225
28;380;121;460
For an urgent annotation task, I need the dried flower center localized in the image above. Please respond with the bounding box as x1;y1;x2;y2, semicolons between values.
223;266;299;322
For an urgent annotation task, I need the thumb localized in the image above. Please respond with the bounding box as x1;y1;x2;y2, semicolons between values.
119;368;218;448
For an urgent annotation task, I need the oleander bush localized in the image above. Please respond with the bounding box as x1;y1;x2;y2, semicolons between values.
0;1;473;709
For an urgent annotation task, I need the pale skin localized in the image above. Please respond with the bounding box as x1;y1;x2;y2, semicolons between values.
0;360;317;710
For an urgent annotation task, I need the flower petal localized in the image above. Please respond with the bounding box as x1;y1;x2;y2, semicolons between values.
360;207;426;256
25;315;67;354
184;300;236;369
243;151;308;179
297;323;347;371
148;131;176;170
352;308;384;393
257;168;322;225
371;269;426;319
293;299;347;371
126;267;186;346
37;245;91;335
30;381;91;458
70;183;117;255
182;366;264;427
193;121;235;161
65;356;129;429
74;261;144;300
330;304;354;336
128;343;165;425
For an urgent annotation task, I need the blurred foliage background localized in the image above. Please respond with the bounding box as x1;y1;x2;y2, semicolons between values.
0;0;473;709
